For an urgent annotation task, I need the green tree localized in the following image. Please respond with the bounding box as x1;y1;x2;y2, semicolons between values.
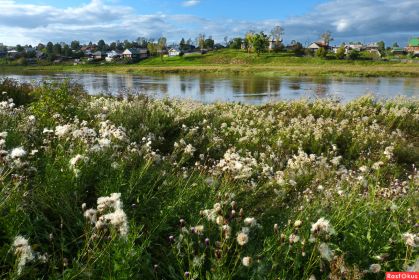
377;41;385;53
244;31;255;54
197;34;206;50
147;42;157;56
156;37;167;61
229;38;243;49
316;47;327;58
204;38;215;49
392;42;399;48
70;40;80;51
270;25;284;52
63;45;72;57
97;40;107;51
36;43;45;51
336;44;346;59
123;40;133;49
53;43;62;55
16;45;24;52
292;42;304;56
252;32;269;56
179;38;186;51
348;49;360;60
321;31;334;46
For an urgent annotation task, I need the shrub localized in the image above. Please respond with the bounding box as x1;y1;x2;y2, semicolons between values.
315;47;327;58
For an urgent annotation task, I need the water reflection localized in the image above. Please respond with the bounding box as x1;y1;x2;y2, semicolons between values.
0;73;417;104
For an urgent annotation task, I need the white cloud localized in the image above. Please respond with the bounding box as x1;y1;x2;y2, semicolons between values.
0;0;417;46
182;0;200;7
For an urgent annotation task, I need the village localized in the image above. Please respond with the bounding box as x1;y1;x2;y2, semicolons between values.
1;31;419;66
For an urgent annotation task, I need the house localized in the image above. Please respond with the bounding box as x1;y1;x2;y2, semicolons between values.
347;44;364;51
307;41;330;52
7;50;19;59
391;47;406;55
122;48;148;59
24;47;35;53
35;51;46;60
93;51;106;60
168;48;181;57
105;50;121;62
365;43;380;51
406;38;419;53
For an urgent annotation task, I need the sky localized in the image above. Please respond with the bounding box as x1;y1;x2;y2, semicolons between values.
0;0;418;46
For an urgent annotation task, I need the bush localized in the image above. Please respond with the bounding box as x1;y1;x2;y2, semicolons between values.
348;50;360;60
315;47;327;58
336;46;346;59
30;81;87;124
0;78;35;106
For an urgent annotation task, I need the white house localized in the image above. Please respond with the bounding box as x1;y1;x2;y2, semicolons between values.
307;42;329;52
122;48;148;60
105;50;121;62
168;48;181;57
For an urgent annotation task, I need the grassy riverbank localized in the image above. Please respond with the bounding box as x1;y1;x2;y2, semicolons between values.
0;79;418;279
1;49;419;77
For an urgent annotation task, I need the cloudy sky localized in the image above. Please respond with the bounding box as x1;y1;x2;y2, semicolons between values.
0;0;418;46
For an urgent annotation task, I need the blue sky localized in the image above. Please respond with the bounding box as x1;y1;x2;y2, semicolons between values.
16;0;325;19
0;0;418;46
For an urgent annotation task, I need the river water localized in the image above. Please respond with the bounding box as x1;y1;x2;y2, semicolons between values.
1;73;418;104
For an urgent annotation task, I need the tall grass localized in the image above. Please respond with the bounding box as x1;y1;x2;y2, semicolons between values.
0;80;417;279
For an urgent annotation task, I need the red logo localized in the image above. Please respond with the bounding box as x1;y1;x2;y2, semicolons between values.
386;272;419;279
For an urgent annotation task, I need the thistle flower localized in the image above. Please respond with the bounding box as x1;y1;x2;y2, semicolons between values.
289;233;300;244
12;236;34;275
83;209;97;224
100;209;129;237
216;216;224;226
237;232;249;246
194;225;204;235
97;193;122;212
222;225;231;239
311;217;335;238
242;256;252;267
402;232;418;247
244;217;257;227
294;220;302;228
10;147;26;159
318;243;333;261
369;263;381;273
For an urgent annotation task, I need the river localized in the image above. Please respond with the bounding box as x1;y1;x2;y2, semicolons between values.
1;73;418;104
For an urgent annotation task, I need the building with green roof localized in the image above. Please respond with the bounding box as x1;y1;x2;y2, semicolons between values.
407;38;419;53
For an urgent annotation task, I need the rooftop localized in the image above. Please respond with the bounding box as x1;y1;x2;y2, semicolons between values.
408;38;419;47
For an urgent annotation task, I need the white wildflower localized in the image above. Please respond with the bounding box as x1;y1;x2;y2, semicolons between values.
83;209;97;224
13;236;34;275
318;243;334;261
294;220;303;228
237;232;249;246
10;147;26;159
97;193;122;212
311;217;335;237
289;233;300;244
244;217;257;227
242;256;252;267
369;263;381;273
402;232;418;247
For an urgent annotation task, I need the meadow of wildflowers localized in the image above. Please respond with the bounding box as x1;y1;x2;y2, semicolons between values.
0;78;417;279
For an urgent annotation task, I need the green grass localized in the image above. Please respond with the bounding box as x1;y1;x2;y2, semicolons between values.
0;80;418;279
1;49;419;77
